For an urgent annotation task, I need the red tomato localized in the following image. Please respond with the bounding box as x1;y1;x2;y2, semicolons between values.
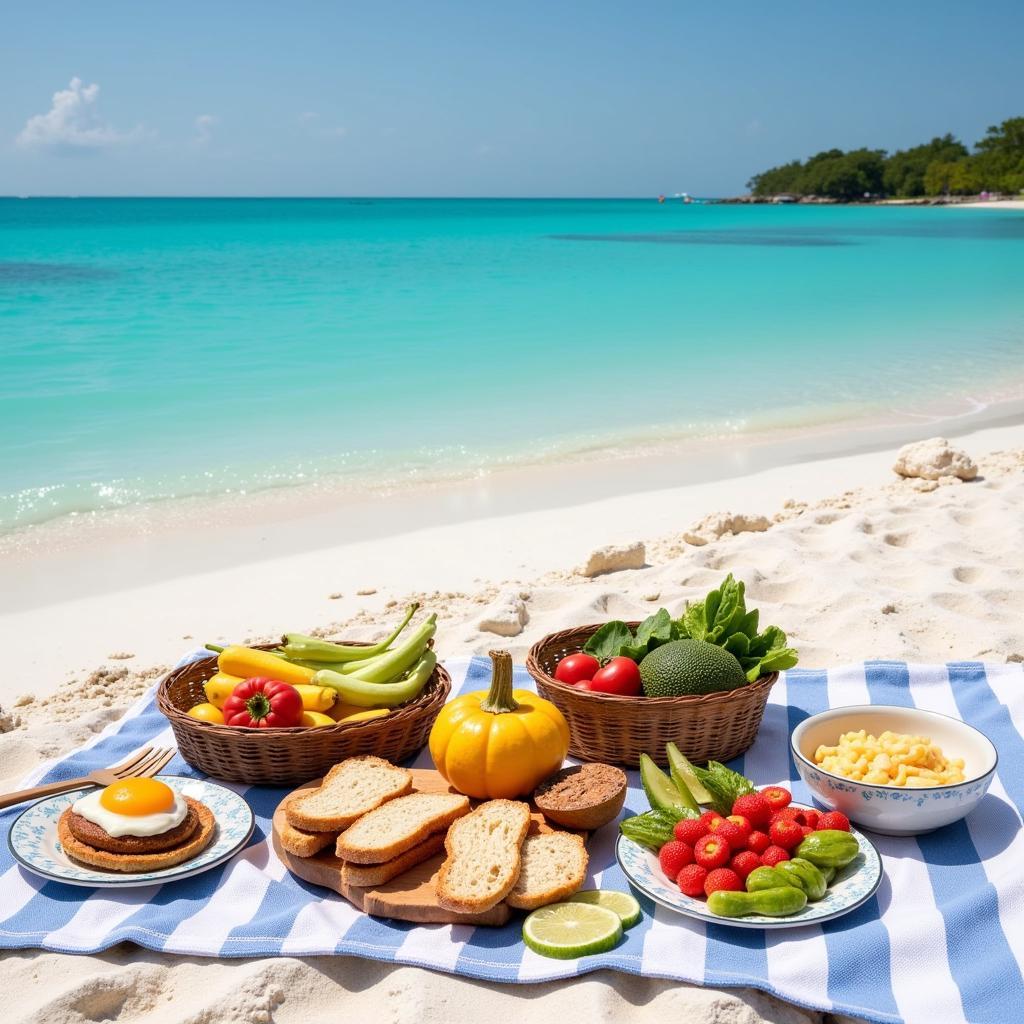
588;656;642;696
554;653;600;685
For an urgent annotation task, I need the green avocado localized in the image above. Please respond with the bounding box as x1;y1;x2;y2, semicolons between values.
639;639;747;697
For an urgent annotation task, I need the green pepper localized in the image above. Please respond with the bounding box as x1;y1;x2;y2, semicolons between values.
820;865;837;885
708;886;807;918
795;830;860;870
745;865;791;893
280;604;419;662
776;858;827;901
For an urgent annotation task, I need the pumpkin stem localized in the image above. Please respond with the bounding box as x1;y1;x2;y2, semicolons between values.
480;650;519;714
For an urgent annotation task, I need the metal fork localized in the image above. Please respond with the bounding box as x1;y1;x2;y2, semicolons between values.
0;746;177;811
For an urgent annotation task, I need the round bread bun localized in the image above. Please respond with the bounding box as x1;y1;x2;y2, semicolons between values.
57;796;216;873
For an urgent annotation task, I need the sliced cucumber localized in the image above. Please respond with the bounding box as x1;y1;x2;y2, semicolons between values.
666;743;714;806
640;753;689;814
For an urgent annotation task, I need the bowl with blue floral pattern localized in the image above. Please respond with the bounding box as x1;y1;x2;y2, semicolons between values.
791;705;997;836
7;776;255;888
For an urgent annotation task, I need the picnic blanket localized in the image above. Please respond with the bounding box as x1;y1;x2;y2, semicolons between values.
1;656;1022;1024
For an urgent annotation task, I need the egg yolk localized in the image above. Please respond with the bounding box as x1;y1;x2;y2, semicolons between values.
99;778;176;816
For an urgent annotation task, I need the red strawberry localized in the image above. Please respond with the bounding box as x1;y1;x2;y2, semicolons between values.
704;867;743;897
818;811;851;832
699;810;724;831
761;845;791;867
800;825;814;837
746;830;771;855
677;863;708;897
674;818;709;845
732;792;772;829
694;834;732;870
798;808;821;830
762;786;792;812
659;841;694;879
708;818;746;846
729;850;762;880
769;818;804;851
770;807;801;826
725;815;753;844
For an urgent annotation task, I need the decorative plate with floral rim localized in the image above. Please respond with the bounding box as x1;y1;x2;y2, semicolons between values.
8;776;254;888
616;817;882;930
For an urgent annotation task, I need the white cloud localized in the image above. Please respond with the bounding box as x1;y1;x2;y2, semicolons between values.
16;77;132;151
194;113;218;144
299;111;319;123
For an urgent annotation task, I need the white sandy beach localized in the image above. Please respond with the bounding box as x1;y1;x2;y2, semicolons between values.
2;421;1024;1024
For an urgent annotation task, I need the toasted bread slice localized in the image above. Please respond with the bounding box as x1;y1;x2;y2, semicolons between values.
505;831;589;910
277;817;338;858
57;798;215;873
436;799;531;914
336;792;470;864
341;832;446;887
285;756;412;832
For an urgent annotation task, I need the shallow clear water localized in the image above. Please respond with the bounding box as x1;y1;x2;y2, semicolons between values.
2;198;1022;532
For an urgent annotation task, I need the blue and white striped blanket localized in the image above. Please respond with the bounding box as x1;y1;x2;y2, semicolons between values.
2;656;1022;1024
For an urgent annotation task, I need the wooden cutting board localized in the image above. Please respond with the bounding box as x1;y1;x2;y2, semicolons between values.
271;768;572;927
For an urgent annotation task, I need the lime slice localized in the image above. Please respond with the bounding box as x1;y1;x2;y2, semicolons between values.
522;903;623;959
568;890;642;929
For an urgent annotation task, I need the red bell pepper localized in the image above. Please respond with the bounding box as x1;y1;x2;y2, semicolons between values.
222;677;303;728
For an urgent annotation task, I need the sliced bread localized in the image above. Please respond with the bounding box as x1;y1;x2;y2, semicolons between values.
285;756;412;832
277;815;338;859
340;832;446;887
336;792;470;864
436;799;531;913
505;831;589;910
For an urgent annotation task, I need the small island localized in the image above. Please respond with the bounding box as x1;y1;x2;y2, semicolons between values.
736;116;1023;203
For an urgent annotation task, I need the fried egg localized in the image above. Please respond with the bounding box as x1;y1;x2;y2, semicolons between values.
72;778;188;837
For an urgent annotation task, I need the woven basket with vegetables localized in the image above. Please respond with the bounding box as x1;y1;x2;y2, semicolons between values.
158;605;449;785
525;576;798;767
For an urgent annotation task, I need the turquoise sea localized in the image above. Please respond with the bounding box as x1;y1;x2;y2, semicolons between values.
2;198;1023;534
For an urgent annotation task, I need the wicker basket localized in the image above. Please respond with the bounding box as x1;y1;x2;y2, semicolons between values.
157;644;450;785
526;623;777;767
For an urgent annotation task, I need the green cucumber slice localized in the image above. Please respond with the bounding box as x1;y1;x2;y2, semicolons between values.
666;743;714;805
640;754;688;814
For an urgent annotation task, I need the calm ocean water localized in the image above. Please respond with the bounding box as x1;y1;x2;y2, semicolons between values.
2;198;1023;533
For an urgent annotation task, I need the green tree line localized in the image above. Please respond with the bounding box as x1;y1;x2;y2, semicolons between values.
747;117;1024;200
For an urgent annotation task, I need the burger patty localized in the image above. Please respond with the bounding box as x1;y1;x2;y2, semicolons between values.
65;804;200;854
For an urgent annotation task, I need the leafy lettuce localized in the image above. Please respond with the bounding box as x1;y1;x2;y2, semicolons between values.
582;574;799;682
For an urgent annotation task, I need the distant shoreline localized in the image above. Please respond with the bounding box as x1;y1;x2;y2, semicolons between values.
716;194;1024;208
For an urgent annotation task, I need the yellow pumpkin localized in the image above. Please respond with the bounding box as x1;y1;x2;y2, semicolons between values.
429;650;570;799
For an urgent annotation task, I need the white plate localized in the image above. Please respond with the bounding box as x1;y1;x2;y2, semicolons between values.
7;776;255;888
616;817;882;930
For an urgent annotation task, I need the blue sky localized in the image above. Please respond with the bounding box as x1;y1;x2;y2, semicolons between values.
3;1;1022;197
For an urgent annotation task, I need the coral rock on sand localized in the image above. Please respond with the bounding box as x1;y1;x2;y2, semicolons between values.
478;590;529;637
581;542;646;578
893;437;977;481
683;512;771;547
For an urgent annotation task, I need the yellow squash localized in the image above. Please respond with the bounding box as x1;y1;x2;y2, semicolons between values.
429;650;569;799
214;645;316;687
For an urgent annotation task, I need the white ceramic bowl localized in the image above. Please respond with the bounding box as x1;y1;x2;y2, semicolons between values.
791;705;997;836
